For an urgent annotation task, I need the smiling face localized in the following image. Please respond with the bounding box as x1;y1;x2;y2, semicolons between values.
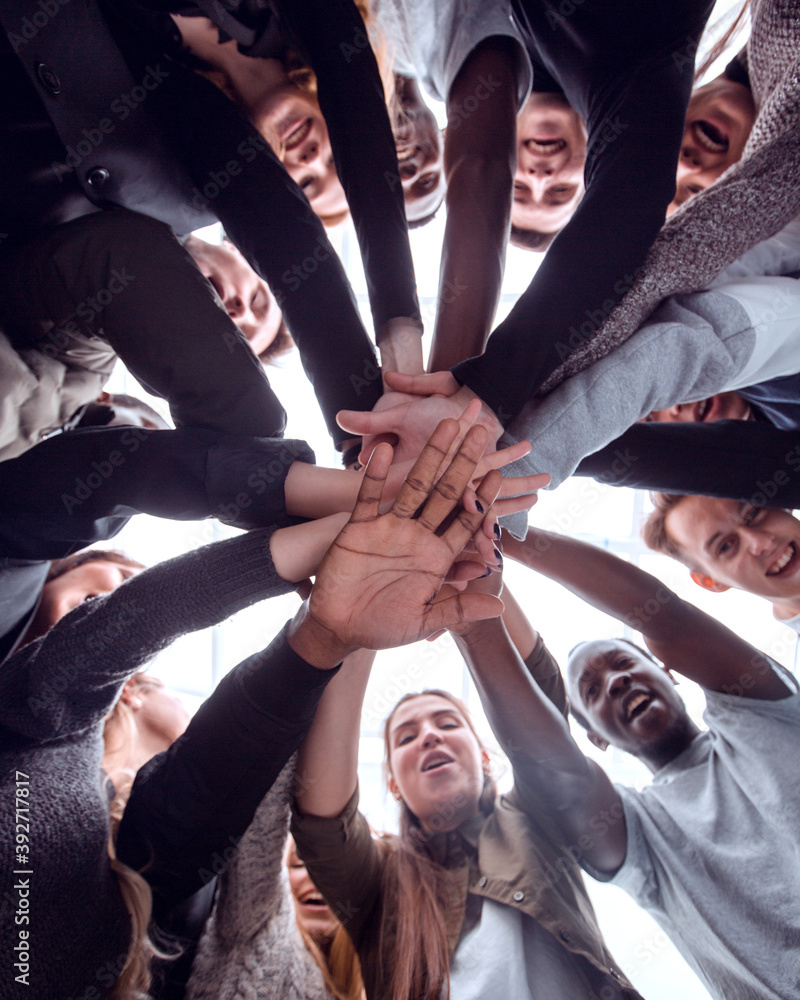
668;77;755;214
512;93;586;235
644;390;751;424
664;498;800;610
386;693;486;834
395;101;445;222
184;236;284;356
568;640;694;769
286;838;339;944
257;89;348;220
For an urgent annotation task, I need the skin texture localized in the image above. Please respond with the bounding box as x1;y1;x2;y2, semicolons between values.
394;76;446;222
664;498;800;616
644;390;750;423
184;236;284;356
286;838;339;943
668;76;756;214
386;693;487;833
172;14;347;220
121;673;191;748
28;558;141;640
567;640;697;770
511;93;586;234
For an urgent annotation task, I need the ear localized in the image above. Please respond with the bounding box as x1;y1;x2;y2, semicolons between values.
388;776;402;802
587;732;609;752
481;749;491;774
119;679;142;710
690;570;730;594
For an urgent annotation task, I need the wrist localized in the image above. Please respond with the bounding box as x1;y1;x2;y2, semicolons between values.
287;601;355;670
378;318;424;374
451;615;506;646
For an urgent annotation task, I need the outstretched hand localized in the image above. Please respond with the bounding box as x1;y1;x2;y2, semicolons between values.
287;419;505;667
338;372;503;468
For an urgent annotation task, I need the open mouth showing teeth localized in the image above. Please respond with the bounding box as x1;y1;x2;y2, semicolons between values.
767;542;796;576
525;137;566;155
692;120;728;153
623;692;651;721
696;398;711;421
283;118;312;151
396;145;417;162
422;756;452;772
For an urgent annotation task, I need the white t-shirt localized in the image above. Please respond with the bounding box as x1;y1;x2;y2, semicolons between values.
448;897;611;1000
371;0;532;109
593;664;800;1000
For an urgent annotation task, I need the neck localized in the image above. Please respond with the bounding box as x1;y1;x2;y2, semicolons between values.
773;598;800;622
641;718;701;773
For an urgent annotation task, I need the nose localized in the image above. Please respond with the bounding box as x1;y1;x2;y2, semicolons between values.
421;728;443;749
225;294;246;321
608;671;632;698
741;526;774;553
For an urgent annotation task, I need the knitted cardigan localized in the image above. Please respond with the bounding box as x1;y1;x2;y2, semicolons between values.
0;528;296;1000
186;755;336;1000
541;0;800;392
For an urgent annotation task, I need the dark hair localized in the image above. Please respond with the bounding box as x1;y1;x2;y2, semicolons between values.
509;225;557;252
567;639;662;730
694;0;752;81
257;318;295;364
46;549;144;584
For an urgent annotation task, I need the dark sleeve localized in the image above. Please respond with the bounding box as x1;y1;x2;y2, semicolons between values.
523;636;568;719
276;0;421;335
0;527;292;741
0;426;314;560
152;66;383;446
116;622;341;913
453;47;699;423
574;421;800;508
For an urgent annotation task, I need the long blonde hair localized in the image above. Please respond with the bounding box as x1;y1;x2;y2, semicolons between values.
380;690;497;1000
104;698;175;999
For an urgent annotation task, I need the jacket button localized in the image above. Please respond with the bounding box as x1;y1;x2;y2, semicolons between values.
559;929;571;943
610;969;621;980
512;890;524;902
36;62;61;95
478;877;487;888
87;168;110;189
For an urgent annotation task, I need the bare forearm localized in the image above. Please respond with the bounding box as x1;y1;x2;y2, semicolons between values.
294;647;375;817
269;513;349;583
454;619;591;785
284;462;361;518
377;318;425;374
429;156;512;371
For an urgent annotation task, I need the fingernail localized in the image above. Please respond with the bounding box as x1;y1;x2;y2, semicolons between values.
493;547;503;567
475;499;485;514
480;567;492;578
493;523;501;539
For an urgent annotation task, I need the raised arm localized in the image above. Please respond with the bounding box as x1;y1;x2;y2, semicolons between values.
427;37;520;372
451;604;625;873
505;527;791;699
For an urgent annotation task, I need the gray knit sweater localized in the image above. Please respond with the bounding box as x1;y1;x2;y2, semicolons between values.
0;527;294;1000
186;756;336;1000
541;0;800;392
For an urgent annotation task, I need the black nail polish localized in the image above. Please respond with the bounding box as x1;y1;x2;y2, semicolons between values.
475;499;485;514
493;547;503;567
480;567;492;578
493;523;502;539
